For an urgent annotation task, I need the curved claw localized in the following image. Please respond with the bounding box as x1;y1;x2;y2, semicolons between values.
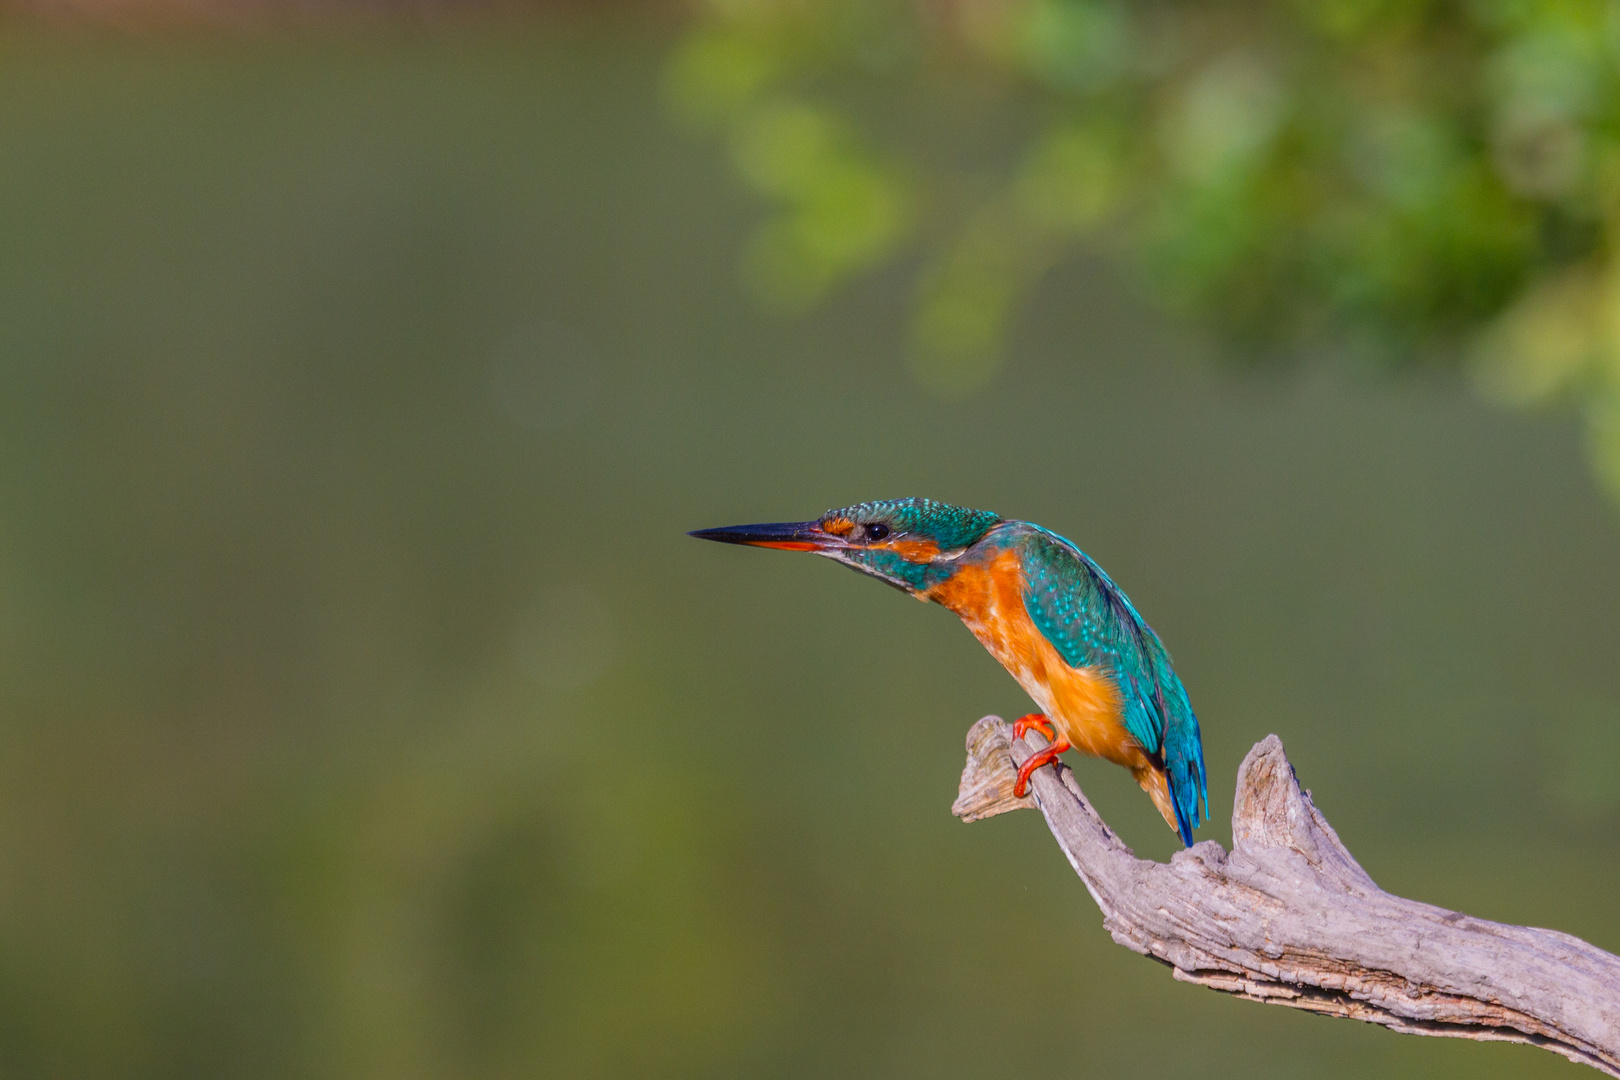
1012;713;1055;742
1013;737;1071;798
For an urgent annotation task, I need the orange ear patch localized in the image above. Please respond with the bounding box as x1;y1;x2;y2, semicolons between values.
884;538;941;563
821;516;855;537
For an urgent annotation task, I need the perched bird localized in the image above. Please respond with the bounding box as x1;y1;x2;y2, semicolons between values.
691;497;1208;845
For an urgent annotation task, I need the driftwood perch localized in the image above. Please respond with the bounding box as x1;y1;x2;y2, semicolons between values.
953;715;1620;1075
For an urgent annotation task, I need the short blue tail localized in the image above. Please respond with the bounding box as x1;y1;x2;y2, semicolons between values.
1160;677;1208;847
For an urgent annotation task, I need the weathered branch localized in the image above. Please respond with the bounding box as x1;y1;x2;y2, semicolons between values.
952;715;1620;1076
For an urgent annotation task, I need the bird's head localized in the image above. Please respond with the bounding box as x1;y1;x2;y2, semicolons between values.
690;497;1003;596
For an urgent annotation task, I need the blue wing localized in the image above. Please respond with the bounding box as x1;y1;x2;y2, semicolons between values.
1017;525;1208;845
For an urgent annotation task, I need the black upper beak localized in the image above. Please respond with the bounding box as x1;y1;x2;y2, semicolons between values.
687;521;842;552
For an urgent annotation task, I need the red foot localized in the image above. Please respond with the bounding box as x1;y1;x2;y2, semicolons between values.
1012;713;1055;742
1013;737;1070;798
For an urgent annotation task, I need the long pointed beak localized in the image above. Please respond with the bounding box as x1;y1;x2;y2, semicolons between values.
688;520;845;552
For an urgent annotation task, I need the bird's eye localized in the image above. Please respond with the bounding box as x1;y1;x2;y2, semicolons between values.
864;523;890;542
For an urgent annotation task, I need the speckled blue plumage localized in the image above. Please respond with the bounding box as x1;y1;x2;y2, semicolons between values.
824;497;1003;550
1009;524;1209;845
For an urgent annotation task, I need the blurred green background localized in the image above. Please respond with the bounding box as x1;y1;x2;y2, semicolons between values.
0;3;1616;1079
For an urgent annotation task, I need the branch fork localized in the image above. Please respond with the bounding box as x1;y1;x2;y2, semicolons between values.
953;715;1620;1076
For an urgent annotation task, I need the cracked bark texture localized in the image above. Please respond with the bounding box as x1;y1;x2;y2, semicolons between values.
953;715;1620;1076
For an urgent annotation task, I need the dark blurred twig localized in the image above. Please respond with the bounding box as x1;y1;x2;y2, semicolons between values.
955;716;1620;1076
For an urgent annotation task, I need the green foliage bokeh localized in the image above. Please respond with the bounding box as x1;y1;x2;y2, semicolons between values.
669;0;1620;494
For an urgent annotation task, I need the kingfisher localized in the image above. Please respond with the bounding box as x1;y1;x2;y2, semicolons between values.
691;497;1208;845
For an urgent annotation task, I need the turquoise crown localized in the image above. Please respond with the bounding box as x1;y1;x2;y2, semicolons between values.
820;497;1001;550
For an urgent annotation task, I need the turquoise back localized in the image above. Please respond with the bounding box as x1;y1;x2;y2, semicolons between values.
1008;523;1209;845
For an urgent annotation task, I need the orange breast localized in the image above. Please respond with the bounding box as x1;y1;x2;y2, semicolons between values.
926;551;1152;771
